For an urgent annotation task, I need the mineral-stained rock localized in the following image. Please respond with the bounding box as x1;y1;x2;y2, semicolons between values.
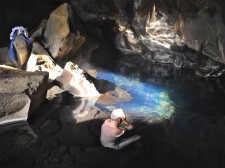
0;66;49;123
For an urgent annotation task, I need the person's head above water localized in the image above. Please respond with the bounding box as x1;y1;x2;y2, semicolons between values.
110;108;126;121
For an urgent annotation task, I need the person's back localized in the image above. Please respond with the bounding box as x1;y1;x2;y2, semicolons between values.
100;119;124;149
100;109;141;150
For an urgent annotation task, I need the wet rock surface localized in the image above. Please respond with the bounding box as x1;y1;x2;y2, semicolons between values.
0;1;225;168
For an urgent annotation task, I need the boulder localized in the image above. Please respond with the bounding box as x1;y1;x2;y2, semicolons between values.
55;62;100;98
43;3;85;60
0;66;49;124
13;34;31;68
97;86;133;105
32;42;49;56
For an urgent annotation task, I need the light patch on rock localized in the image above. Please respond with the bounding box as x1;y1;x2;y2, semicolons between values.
43;3;85;60
47;85;64;100
97;86;132;105
0;65;18;70
0;94;31;125
56;62;100;98
71;98;99;118
26;53;63;81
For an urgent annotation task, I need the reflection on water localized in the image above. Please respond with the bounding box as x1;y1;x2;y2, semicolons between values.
96;71;175;119
1;68;225;168
96;69;225;120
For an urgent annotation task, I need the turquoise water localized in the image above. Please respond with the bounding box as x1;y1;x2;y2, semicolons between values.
96;71;175;119
96;69;225;120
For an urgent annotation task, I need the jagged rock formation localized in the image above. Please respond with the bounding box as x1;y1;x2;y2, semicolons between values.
1;0;225;78
0;2;133;125
43;3;86;60
55;62;100;97
26;53;63;81
0;66;48;124
68;0;225;78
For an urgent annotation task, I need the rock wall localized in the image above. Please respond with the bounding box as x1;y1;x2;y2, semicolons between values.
66;0;225;77
1;0;225;78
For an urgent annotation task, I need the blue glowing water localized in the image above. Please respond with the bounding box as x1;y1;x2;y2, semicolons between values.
96;71;175;119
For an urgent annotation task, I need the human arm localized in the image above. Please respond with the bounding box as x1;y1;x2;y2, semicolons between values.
123;119;133;130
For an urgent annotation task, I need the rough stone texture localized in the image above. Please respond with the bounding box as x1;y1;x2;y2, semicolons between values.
1;0;225;78
0;66;225;168
64;38;99;66
30;20;47;43
0;66;49;119
0;47;14;67
46;85;64;101
114;0;183;60
43;3;86;60
32;42;49;56
97;86;133;105
0;93;30;124
55;62;100;97
95;79;133;105
69;0;118;21
13;34;30;68
180;5;225;64
113;0;143;54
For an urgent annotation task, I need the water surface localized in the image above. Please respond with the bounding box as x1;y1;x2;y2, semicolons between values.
96;69;225;120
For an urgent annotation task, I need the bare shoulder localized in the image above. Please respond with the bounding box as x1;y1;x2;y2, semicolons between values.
104;119;111;124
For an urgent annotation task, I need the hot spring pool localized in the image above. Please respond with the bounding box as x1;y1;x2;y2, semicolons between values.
96;69;225;120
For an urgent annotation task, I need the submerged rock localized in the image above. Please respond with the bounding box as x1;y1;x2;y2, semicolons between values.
97;86;133;105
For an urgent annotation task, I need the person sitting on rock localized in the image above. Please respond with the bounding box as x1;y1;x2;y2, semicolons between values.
100;108;141;150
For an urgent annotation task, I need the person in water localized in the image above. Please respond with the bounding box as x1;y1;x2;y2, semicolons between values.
100;109;141;150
